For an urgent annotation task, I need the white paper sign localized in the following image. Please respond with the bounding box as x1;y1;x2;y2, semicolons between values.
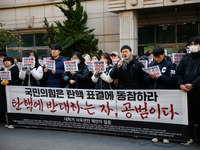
17;62;23;70
142;65;162;76
86;61;94;71
39;60;44;66
112;59;119;66
0;71;11;80
172;53;185;64
43;57;51;61
45;60;55;70
93;61;106;72
0;59;4;69
139;60;148;68
64;61;78;72
148;57;154;64
22;57;35;68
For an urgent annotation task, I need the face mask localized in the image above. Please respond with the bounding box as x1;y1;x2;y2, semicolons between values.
190;45;199;53
75;59;80;64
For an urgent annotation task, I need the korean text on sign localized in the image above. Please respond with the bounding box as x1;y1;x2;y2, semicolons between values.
0;71;11;80
64;61;78;72
93;61;106;72
142;65;161;76
22;57;35;68
45;60;55;70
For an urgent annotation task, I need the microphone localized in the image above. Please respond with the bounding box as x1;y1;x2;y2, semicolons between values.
119;58;124;67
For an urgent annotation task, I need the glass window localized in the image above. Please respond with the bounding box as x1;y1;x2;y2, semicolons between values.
8;41;18;47
138;46;154;56
177;23;198;43
37;49;48;57
35;34;48;46
22;50;33;57
138;27;154;44
156;25;175;44
21;34;34;47
8;50;19;58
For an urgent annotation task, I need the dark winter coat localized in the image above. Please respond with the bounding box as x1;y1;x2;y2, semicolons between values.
63;64;89;89
144;59;176;89
0;64;22;113
110;57;145;89
44;56;67;88
92;65;114;89
176;52;200;95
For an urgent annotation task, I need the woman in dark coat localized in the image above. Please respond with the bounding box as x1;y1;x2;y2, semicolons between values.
0;57;21;129
63;52;89;89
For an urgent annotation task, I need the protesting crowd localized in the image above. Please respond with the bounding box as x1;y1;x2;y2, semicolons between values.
0;36;200;145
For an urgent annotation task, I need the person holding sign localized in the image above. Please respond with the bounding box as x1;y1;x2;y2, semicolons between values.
0;57;21;129
92;53;114;89
144;47;176;144
110;45;145;89
176;36;200;145
19;51;43;86
62;52;89;89
44;44;67;88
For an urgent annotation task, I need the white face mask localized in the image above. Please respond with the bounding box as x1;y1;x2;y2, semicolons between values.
75;59;80;64
190;45;199;53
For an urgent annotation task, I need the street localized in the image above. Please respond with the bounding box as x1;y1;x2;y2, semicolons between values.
0;122;199;150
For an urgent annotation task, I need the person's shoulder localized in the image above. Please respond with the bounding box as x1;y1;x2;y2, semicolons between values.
59;56;68;61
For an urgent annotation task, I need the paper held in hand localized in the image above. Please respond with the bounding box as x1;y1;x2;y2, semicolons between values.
93;61;106;72
138;60;148;68
45;60;55;70
22;57;35;68
0;71;11;80
86;61;94;71
142;65;162;76
0;59;4;69
63;61;78;72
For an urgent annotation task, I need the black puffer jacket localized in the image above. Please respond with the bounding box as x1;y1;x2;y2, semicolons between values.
176;52;200;95
0;64;22;113
63;64;89;89
144;59;176;89
110;57;144;89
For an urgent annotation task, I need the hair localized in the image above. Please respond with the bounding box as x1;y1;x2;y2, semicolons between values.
0;52;7;57
91;54;100;61
178;48;187;53
188;36;200;45
29;51;39;67
72;52;86;66
101;53;112;66
121;45;132;52
3;57;14;65
144;49;153;56
14;57;22;62
51;43;62;51
153;47;164;56
82;54;91;61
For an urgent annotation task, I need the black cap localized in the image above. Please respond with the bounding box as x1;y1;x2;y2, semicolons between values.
0;52;7;57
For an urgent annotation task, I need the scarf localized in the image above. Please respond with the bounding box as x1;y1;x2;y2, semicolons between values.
122;54;133;70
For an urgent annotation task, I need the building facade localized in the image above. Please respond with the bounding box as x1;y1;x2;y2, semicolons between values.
0;0;200;57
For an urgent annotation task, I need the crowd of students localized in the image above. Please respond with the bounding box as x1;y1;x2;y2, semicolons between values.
0;36;200;145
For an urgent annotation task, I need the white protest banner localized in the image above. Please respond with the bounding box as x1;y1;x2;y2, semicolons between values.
43;57;51;61
22;57;35;68
0;71;11;80
168;54;173;62
17;62;23;70
142;65;162;76
6;86;188;142
112;59;119;66
86;61;94;71
139;60;148;68
148;57;154;64
64;61;78;72
38;60;44;66
186;49;191;54
93;61;106;72
172;53;185;64
45;60;55;70
0;59;4;69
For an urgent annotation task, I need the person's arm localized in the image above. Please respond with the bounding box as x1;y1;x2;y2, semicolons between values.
110;63;119;79
19;69;26;80
91;72;98;83
100;68;113;83
176;58;185;87
159;64;176;86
